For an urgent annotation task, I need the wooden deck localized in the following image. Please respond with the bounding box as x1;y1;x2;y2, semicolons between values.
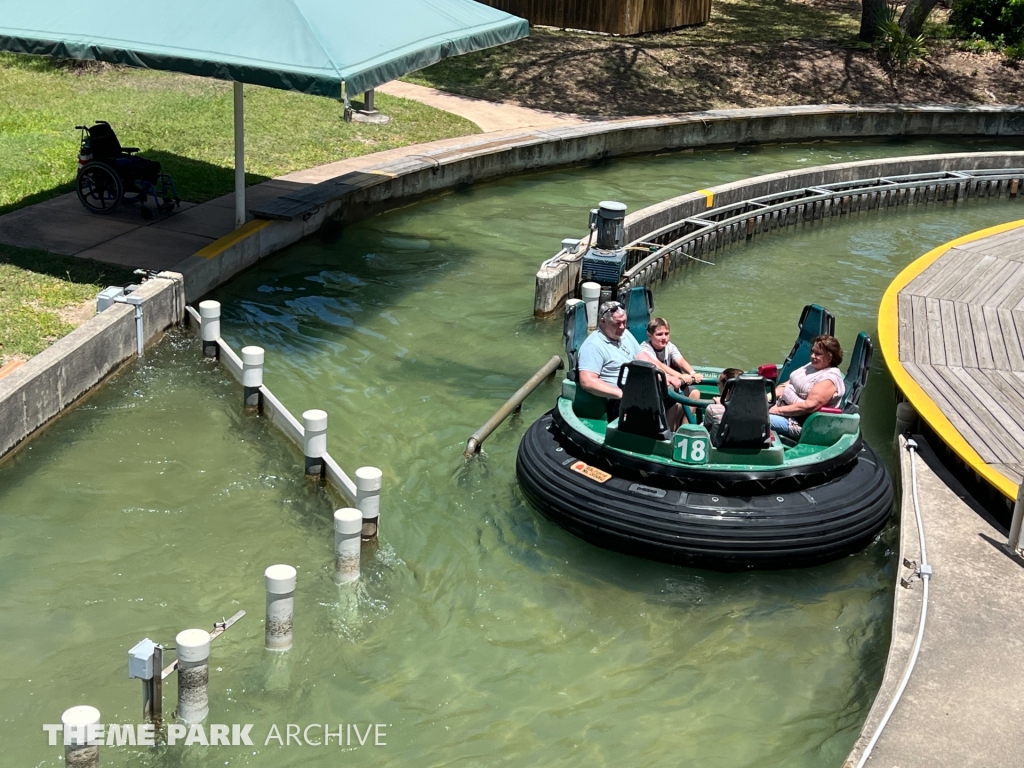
894;222;1024;488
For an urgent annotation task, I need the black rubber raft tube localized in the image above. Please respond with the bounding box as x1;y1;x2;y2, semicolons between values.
516;412;894;570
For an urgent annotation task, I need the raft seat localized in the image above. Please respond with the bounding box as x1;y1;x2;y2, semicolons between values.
713;375;772;451
797;411;860;446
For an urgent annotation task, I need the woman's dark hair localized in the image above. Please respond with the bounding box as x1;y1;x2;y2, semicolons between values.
812;335;843;368
718;367;743;391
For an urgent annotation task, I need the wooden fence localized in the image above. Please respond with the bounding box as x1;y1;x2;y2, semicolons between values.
479;0;711;35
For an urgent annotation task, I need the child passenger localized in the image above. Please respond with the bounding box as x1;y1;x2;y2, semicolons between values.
640;318;703;392
703;368;745;428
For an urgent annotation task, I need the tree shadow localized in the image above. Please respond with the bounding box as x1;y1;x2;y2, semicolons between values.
0;151;271;218
0;243;135;287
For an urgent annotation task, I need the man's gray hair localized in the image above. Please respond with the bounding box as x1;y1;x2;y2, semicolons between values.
599;300;626;319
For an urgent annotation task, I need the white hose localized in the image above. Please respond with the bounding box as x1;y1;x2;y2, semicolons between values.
855;438;932;768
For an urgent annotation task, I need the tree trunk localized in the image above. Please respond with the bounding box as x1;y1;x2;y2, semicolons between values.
898;0;942;36
859;0;889;42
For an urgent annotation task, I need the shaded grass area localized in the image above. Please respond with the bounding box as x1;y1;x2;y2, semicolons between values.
0;244;135;364
0;54;479;215
407;0;1024;115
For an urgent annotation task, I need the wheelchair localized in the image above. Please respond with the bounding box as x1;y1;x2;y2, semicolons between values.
75;121;180;218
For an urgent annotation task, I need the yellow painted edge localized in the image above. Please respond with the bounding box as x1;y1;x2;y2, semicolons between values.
193;219;271;260
697;189;714;207
879;217;1024;501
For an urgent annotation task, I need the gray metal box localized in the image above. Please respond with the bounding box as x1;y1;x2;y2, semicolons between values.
96;286;125;313
128;638;156;679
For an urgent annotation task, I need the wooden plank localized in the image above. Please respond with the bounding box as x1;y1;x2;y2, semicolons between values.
910;294;930;365
904;362;1001;462
980;370;1024;428
898;293;915;362
969;303;995;368
930;365;1022;460
997;308;1024;371
954;301;979;368
990;463;1024;485
939;253;999;303
979;260;1024;309
994;265;1024;310
983;305;1011;370
905;247;973;298
905;249;974;303
948;367;1024;452
972;259;1023;307
954;256;1002;304
940;299;962;367
925;297;946;366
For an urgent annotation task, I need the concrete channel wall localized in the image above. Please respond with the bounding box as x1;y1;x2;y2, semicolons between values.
181;105;1024;304
535;151;1024;313
0;273;185;460
4;106;1024;460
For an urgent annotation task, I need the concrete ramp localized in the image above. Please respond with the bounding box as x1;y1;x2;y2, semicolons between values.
846;436;1024;767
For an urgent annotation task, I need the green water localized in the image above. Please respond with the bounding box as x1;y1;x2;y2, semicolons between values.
2;136;1023;767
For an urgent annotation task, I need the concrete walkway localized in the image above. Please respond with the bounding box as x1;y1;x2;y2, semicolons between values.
846;436;1024;767
376;80;585;131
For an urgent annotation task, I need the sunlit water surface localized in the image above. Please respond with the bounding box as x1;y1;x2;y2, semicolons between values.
2;137;1023;767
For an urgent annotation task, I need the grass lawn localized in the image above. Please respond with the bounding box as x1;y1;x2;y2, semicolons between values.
407;0;1024;116
0;54;479;215
0;244;135;365
0;54;479;366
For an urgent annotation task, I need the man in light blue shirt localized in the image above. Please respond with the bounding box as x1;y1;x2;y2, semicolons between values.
578;301;684;423
578;301;642;397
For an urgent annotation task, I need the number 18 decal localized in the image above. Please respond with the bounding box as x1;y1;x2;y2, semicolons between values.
674;437;708;465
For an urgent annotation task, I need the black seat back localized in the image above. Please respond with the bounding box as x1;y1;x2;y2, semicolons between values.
617;361;671;440
87;121;123;159
714;375;771;450
841;332;873;413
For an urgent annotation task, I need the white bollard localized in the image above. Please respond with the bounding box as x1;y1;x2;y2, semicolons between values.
355;467;382;540
894;401;917;444
302;410;328;479
175;629;211;723
334;508;363;585
241;346;265;410
199;301;221;359
581;282;601;331
265;564;297;651
62;705;100;768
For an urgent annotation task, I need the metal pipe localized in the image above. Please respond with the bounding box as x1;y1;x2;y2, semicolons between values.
465;355;563;457
234;81;245;229
1007;480;1024;553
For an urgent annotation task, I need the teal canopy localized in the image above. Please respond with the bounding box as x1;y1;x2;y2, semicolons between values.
0;0;528;97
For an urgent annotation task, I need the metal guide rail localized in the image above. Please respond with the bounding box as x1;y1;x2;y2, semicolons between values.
618;168;1024;294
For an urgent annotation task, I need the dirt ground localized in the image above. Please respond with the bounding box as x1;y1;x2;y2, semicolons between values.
410;1;1024;117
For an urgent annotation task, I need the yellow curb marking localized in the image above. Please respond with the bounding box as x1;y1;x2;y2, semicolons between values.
878;217;1024;501
193;219;270;260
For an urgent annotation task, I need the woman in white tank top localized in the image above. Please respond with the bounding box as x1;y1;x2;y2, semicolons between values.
768;335;846;437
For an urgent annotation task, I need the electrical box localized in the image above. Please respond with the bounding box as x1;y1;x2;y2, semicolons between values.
96;286;125;313
128;638;157;680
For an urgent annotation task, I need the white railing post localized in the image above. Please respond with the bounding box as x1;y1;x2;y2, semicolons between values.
355;467;382;540
241;346;264;410
199;300;221;359
1008;481;1024;553
302;410;328;479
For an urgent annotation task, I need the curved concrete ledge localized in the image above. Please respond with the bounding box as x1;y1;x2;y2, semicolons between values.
176;104;1024;303
535;152;1024;313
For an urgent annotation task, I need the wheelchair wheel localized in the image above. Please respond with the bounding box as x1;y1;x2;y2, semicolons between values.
77;162;123;214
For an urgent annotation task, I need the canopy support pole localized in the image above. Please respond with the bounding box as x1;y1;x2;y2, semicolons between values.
233;81;245;229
